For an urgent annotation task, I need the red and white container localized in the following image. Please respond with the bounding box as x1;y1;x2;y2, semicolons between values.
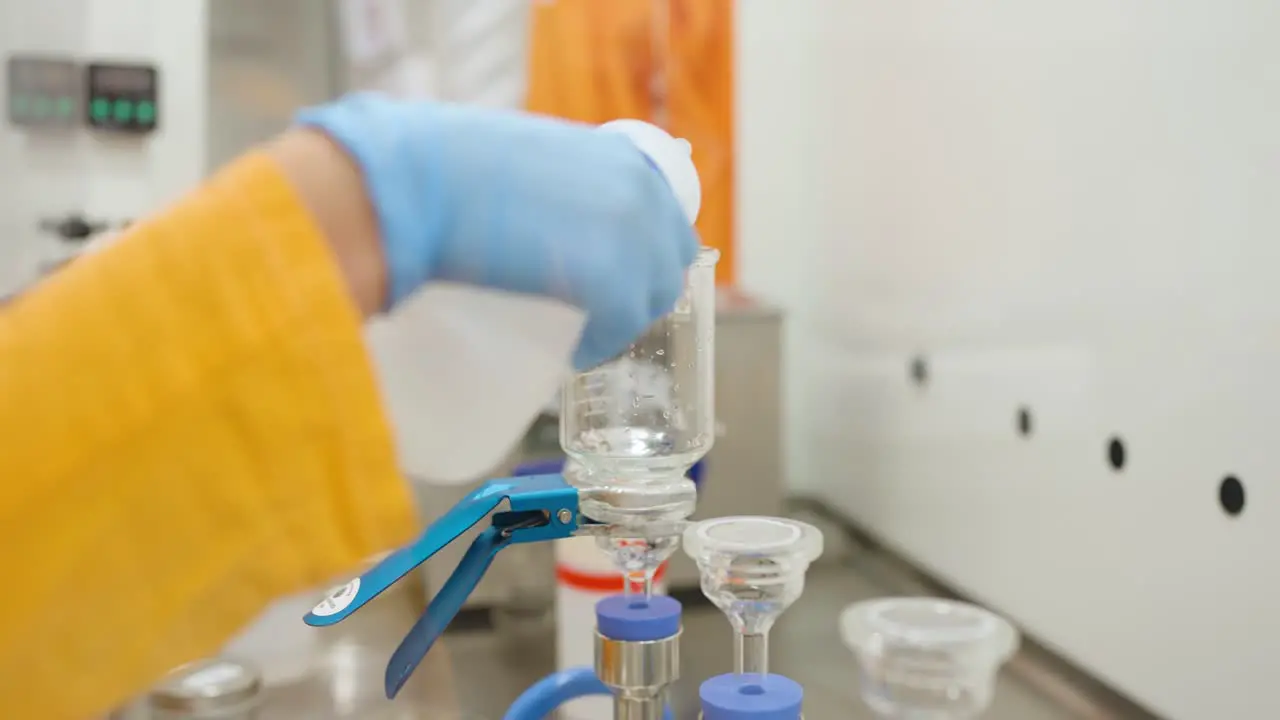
554;536;668;720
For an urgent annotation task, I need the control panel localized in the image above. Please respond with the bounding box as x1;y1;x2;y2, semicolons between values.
6;55;81;129
85;62;159;133
5;56;159;134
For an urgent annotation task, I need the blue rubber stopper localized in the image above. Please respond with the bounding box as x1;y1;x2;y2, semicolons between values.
594;594;682;642
699;673;804;720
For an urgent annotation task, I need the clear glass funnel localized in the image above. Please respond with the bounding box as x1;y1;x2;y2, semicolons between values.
683;516;823;678
564;461;696;595
841;598;1019;719
561;247;719;483
560;246;718;596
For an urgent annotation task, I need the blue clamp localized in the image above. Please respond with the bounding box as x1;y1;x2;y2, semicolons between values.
303;473;587;698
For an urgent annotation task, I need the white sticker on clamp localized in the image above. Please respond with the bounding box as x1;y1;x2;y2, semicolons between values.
311;577;361;617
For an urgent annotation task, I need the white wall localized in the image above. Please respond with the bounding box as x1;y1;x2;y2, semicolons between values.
83;0;207;220
734;0;828;498
739;1;1280;718
0;0;206;296
0;0;89;292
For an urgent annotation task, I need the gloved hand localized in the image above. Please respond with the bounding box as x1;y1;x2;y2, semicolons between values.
295;94;699;370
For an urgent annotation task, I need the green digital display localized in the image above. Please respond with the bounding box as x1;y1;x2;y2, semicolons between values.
7;56;157;132
6;55;80;129
85;61;158;134
9;91;78;123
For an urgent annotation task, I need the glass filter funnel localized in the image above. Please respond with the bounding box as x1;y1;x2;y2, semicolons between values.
683;517;824;677
562;460;696;595
561;246;719;482
841;598;1020;719
561;247;719;592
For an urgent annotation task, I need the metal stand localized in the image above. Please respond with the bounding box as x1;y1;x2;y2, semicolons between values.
305;474;807;718
594;595;682;720
505;593;805;719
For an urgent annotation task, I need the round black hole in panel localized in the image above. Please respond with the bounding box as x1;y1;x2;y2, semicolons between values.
910;356;928;386
1219;476;1245;517
1017;407;1033;437
1107;437;1126;471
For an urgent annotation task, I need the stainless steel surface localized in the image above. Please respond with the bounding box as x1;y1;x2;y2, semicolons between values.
791;502;1161;720
249;578;464;720
148;658;262;719
207;0;342;169
595;633;681;693
614;696;665;720
113;522;1144;720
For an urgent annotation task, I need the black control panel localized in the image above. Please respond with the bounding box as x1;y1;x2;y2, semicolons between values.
6;55;81;129
85;62;158;134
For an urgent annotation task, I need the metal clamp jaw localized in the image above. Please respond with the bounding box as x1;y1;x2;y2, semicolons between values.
303;473;596;698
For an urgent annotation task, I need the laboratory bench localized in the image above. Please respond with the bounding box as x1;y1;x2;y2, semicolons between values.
121;509;1154;719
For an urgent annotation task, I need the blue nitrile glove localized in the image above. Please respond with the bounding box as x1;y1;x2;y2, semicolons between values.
295;93;699;370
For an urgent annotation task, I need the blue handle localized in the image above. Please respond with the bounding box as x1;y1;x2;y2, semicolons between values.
305;474;576;629
386;525;507;697
302;474;581;699
504;667;675;720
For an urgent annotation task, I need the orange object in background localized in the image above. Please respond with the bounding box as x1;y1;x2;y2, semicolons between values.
526;0;736;284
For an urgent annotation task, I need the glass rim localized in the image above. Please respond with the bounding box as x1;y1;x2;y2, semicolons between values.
693;246;721;267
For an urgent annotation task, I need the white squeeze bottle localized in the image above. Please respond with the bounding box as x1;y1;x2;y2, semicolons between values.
367;119;702;485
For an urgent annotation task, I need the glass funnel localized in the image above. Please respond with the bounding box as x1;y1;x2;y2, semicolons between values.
683;516;824;677
561;246;719;483
564;460;696;595
841;598;1020;719
561;246;718;595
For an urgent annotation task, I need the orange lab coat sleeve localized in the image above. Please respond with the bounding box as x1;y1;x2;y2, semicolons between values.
668;0;735;284
525;0;737;283
0;152;417;719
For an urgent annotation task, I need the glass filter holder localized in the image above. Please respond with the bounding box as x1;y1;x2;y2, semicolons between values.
841;598;1020;719
683;516;824;677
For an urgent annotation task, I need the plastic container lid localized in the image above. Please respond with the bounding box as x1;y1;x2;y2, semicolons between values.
841;598;1020;718
841;597;1018;656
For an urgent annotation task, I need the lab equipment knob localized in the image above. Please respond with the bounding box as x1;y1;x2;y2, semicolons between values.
39;213;110;244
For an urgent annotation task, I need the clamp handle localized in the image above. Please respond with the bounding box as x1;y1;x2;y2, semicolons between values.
303;473;581;697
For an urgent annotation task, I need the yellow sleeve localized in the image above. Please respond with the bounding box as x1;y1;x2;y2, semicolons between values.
0;152;417;719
